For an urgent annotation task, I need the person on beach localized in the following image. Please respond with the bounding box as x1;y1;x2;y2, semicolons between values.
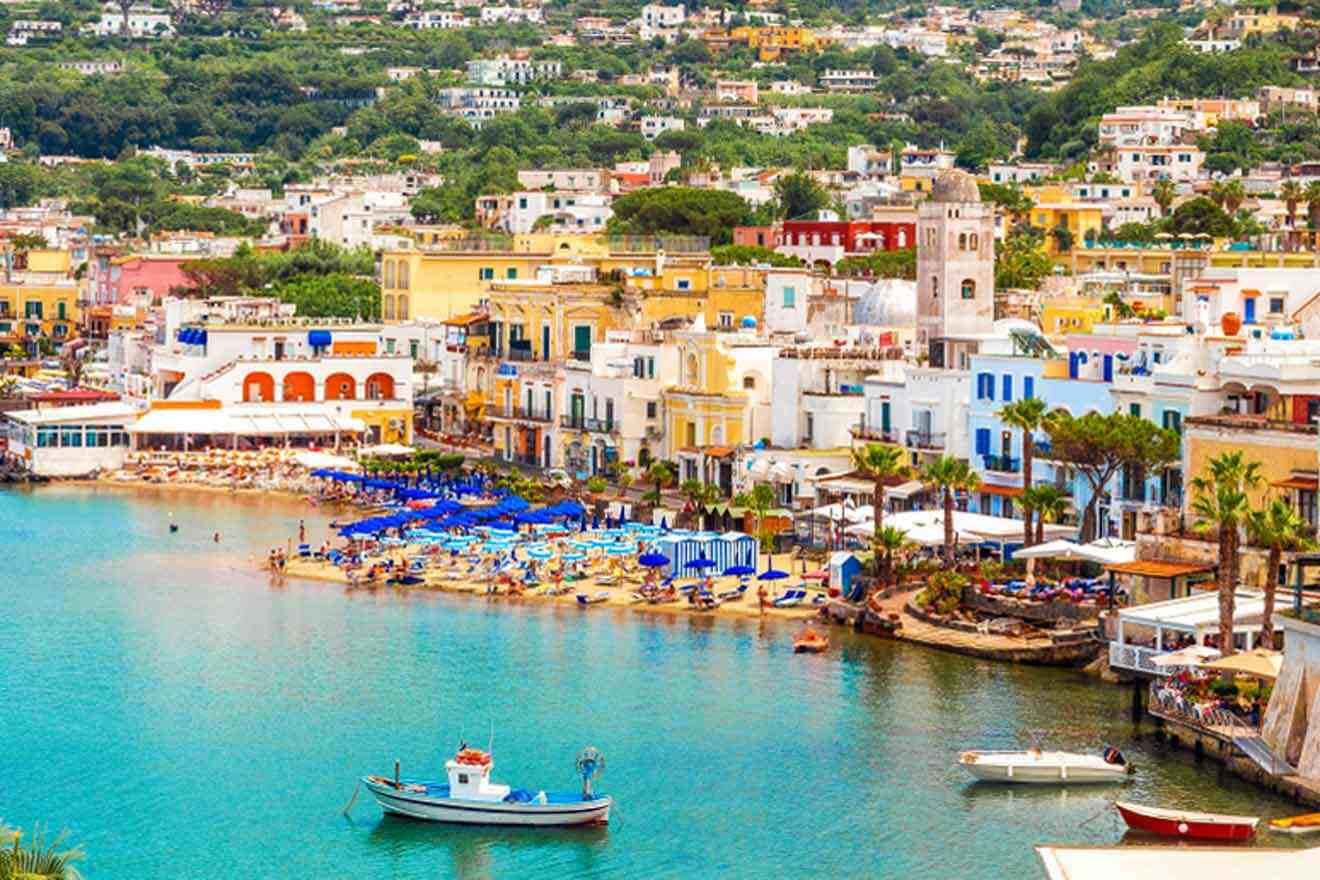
299;519;306;543
213;531;221;543
757;584;767;615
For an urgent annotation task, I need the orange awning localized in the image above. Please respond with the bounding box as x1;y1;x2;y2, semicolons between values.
1105;560;1215;578
979;484;1024;498
1272;476;1319;491
704;446;735;458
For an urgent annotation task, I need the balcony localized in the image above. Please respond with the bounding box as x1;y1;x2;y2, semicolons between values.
982;454;1021;473
489;405;554;424
560;416;617;434
905;430;946;450
1108;641;1169;677
852;423;897;443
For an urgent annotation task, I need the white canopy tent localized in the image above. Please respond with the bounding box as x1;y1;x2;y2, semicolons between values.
1013;538;1136;565
843;509;1074;549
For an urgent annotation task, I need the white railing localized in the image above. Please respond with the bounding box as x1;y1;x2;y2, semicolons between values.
1108;641;1170;676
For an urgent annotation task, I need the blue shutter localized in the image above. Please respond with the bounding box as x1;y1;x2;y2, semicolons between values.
1068;352;1079;379
1103;354;1114;382
1002;375;1013;401
986;373;995;401
975;428;990;456
1244;297;1256;324
1024;376;1034;399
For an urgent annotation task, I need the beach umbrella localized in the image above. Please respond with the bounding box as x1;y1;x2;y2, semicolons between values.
758;556;789;581
686;556;717;572
638;552;670;568
723;564;756;576
605;543;636;556
526;546;554;561
660;517;669;531
561;551;586;562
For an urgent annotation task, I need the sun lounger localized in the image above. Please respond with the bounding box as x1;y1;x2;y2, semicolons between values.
771;588;808;608
717;584;748;602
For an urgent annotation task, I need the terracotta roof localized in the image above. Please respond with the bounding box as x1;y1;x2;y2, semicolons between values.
704;446;735;458
443;312;486;327
979;483;1024;498
1105;560;1215;578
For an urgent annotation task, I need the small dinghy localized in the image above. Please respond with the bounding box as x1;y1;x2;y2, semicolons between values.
1115;801;1258;841
793;628;829;654
1268;812;1320;835
576;591;610;606
363;746;611;827
958;741;1133;784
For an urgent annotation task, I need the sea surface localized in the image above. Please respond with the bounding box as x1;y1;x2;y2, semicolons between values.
0;485;1304;879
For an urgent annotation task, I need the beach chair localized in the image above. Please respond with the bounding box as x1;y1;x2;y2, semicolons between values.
771;588;808;608
717;584;748;602
297;544;311;557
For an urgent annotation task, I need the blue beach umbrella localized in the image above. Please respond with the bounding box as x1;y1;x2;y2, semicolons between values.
723;564;757;576
638;552;670;568
686;556;717;571
758;556;789;581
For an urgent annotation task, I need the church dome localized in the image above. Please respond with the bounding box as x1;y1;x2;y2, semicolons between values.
929;169;981;204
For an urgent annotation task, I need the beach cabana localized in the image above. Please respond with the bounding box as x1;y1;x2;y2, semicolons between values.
829;552;863;601
711;532;756;571
653;533;713;576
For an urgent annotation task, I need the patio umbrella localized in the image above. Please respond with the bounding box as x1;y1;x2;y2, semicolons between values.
638;552;670;568
686;556;717;572
758;555;789;581
1200;648;1283;680
723;564;757;576
1151;646;1221;668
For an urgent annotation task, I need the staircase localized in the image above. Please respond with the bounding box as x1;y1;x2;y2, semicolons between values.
1233;735;1297;777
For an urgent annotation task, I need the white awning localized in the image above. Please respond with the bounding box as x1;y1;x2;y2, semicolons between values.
770;462;796;482
884;479;925;500
129;406;366;436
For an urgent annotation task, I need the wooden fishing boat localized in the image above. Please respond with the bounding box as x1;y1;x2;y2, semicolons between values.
793;629;829;654
1269;812;1320;835
1115;801;1258;841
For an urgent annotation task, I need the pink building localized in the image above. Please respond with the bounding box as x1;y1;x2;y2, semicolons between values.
90;255;194;306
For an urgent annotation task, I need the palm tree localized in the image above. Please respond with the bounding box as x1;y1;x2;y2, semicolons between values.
0;822;85;880
874;524;915;590
1247;498;1316;650
1306;181;1320;246
642;460;674;505
1281;180;1303;251
1022;484;1069;545
679;478;720;528
850;442;908;574
1222;179;1246;215
1152;178;1176;218
733;483;777;551
999;397;1048;548
1208;180;1229;211
1190;451;1263;658
922;456;980;565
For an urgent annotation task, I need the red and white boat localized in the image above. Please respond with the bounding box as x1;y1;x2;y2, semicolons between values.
1115;800;1259;841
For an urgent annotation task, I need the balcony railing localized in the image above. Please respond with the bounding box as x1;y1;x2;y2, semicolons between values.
1108;641;1170;677
982;454;1021;473
906;430;945;450
853;424;897;443
560;416;617;433
491;405;554;423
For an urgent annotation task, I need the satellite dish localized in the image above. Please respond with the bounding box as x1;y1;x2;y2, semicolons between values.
575;746;605;798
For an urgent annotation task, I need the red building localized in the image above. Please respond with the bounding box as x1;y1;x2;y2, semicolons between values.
779;218;916;266
733;225;782;249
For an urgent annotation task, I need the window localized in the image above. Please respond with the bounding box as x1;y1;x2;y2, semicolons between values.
1129;402;1141;418
961;279;975;300
1162;410;1182;434
676;278;691;291
646;401;657;419
633;357;645;378
782;286;796;308
976;372;995;401
479;267;494;281
384;262;395;288
506;268;518;280
1023;376;1034;400
1270;297;1285;314
743;376;756;390
57;301;66;320
399;263;409;289
24;301;42;319
397;295;408;320
718;312;733;329
1001;374;1013;401
931;276;939;298
646;357;655;378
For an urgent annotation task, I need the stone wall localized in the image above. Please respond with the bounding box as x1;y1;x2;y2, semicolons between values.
960;588;1099;624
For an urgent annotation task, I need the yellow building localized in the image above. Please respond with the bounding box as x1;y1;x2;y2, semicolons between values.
0;282;81;351
1023;189;1104;255
663;332;749;454
732;25;821;61
1040;298;1111;337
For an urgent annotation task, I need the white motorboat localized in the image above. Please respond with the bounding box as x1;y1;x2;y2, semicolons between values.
958;745;1133;784
363;746;611;826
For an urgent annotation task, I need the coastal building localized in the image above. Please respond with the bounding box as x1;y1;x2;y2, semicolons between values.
2;401;141;476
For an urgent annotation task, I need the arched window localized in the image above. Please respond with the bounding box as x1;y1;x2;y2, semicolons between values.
961;279;976;300
897;229;906;247
685;352;700;386
398;262;410;289
282;372;315;402
958;232;968;250
242;372;275;403
384;261;396;289
397;294;409;320
383;295;395;320
970;233;979;251
365;373;395;400
931;276;940;298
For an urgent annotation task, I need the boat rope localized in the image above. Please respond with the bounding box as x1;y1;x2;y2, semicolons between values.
1078;804;1111;829
341;782;360;816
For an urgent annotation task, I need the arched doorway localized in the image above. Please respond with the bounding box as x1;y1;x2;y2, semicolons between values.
283;372;315;402
324;373;357;401
365;372;396;400
242;372;275;403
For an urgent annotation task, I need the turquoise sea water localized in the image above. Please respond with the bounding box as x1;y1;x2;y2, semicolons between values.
0;486;1302;879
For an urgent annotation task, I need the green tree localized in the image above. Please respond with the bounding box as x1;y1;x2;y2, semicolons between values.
608;187;751;245
1152;178;1176;218
773;171;829;221
851;442;908;576
1022;484;1069;545
995;228;1053;290
834;249;916;280
1191;452;1263;658
999;398;1050;548
1166;197;1237;239
269;273;379;319
642;459;675;505
1045;412;1180;541
1281;180;1303;249
874;524;915;590
922;456;981;565
1246;497;1316;650
710;245;803;267
0;821;85;880
733;483;777;551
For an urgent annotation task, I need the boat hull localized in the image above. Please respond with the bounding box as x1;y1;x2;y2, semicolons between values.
958;752;1130;785
364;780;611;827
1115;801;1257;841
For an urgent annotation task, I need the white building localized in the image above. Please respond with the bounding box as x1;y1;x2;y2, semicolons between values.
479;5;542;24
466;57;561;87
1098;106;1196;148
1109;145;1205;184
92;6;174;38
641;116;686;140
307;190;410;249
3;402;142;477
640;4;685;28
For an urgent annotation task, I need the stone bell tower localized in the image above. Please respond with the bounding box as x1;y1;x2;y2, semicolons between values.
916;169;995;367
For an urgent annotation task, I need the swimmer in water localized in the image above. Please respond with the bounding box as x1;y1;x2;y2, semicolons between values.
213;531;221;543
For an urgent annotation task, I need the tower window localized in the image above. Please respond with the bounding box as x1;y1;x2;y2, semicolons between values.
958;232;967;250
931;277;940;298
961;279;975;300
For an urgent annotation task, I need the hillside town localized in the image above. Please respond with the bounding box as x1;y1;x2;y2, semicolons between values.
8;0;1320;877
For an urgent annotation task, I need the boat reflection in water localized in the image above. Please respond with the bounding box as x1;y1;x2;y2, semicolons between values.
366;815;610;879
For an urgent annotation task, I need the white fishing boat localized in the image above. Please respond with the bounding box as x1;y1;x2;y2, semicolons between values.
958;744;1133;784
363;746;611;826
